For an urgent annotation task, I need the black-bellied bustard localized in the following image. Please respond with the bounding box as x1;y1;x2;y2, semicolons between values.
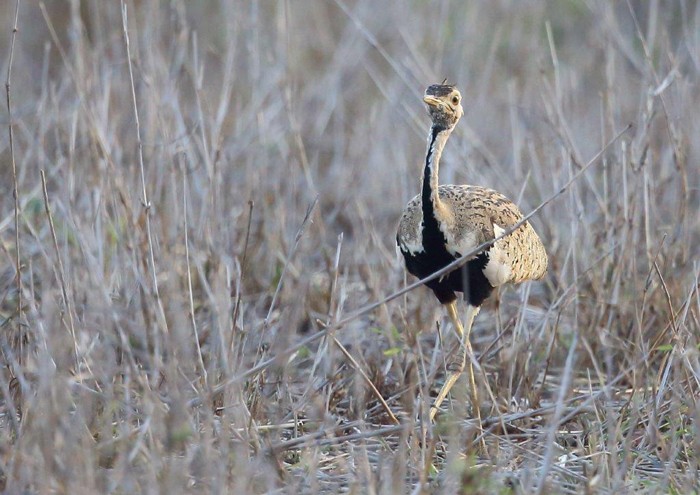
396;83;548;421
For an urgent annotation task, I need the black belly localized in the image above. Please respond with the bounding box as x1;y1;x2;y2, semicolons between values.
399;242;494;306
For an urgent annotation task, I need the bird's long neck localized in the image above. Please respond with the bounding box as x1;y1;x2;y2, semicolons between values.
421;125;453;232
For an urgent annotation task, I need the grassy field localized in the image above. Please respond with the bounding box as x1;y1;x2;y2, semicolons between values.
1;1;699;493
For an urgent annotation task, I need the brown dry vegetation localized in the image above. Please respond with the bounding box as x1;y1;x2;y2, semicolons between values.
1;1;699;493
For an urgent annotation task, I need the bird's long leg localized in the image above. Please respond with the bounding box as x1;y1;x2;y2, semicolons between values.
430;302;480;422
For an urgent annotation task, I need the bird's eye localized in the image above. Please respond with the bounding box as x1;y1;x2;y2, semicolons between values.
452;96;460;105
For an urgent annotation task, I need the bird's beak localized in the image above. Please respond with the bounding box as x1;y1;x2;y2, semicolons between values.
423;95;442;108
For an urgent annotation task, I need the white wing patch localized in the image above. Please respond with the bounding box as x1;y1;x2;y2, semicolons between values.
400;238;424;256
398;223;424;256
483;223;512;287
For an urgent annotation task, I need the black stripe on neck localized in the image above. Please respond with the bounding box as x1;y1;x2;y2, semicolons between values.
421;125;447;251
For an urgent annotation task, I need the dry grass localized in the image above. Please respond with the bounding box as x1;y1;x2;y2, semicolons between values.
1;1;699;493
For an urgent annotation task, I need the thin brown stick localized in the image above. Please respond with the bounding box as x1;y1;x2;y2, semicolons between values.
231;200;254;346
5;0;22;332
331;335;400;425
183;170;207;385
40;170;78;368
535;331;578;494
653;262;678;338
120;2;169;343
264;197;319;327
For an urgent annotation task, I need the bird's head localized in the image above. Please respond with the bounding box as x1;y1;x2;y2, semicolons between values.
423;83;463;130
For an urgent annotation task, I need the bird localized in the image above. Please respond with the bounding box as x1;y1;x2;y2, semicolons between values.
396;83;548;421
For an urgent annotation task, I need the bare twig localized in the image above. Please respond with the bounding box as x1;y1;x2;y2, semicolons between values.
331;335;400;425
120;2;169;343
653;262;678;338
183;169;207;385
264;197;319;327
535;331;578;493
40;170;78;369
231;200;254;346
5;0;22;330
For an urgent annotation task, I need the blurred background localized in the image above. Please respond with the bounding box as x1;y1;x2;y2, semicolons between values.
0;1;698;493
